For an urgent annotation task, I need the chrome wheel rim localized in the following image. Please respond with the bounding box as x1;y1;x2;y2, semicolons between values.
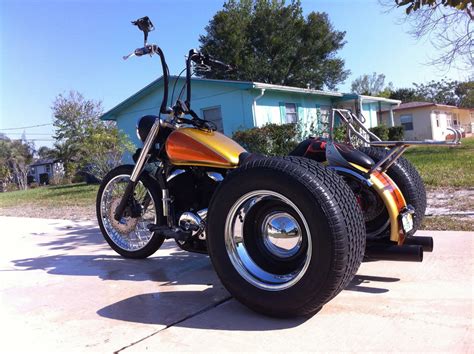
100;174;157;251
261;212;303;258
224;190;312;291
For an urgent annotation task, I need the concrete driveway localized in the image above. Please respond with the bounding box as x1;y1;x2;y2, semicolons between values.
0;216;472;352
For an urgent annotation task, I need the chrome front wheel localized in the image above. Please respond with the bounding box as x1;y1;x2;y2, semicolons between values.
96;165;164;258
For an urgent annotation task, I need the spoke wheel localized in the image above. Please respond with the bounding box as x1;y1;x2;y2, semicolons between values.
96;165;165;258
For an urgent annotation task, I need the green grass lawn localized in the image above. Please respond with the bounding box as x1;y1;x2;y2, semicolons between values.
404;137;474;188
0;182;99;208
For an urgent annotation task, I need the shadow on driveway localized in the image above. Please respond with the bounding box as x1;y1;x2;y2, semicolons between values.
6;221;400;332
10;251;211;283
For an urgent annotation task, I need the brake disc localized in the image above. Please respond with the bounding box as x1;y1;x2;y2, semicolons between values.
108;198;140;235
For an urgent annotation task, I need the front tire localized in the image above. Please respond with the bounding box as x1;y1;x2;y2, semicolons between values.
96;165;165;259
207;157;365;317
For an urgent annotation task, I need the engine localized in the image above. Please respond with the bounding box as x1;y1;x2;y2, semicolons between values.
167;168;223;252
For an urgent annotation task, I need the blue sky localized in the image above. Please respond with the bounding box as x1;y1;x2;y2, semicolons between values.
0;0;468;148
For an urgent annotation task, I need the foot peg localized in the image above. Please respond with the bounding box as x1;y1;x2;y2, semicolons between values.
147;224;191;242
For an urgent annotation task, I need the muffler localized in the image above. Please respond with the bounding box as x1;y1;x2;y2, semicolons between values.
365;244;423;262
404;236;434;252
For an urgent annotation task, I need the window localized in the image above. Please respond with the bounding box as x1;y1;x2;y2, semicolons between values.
433;111;440;127
30;167;36;175
446;115;452;128
400;114;413;131
285;103;298;123
46;165;51;173
202;106;224;133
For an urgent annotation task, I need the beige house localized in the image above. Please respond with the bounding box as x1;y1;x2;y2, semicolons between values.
380;102;474;141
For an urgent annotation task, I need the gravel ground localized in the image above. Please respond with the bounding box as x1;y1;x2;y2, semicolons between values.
425;188;474;218
0;205;95;221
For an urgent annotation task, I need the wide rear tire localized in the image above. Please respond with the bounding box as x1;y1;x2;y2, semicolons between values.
207;157;365;317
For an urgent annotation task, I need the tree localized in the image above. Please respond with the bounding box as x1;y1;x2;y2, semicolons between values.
412;79;474;106
389;87;425;102
82;124;134;180
52;91;132;180
198;0;349;90
37;146;56;160
351;72;394;96
455;80;474;108
386;0;473;70
52;91;104;177
0;138;34;190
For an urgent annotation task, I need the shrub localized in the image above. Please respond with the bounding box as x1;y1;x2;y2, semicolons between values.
388;126;405;141
232;123;298;156
369;125;389;141
333;125;348;142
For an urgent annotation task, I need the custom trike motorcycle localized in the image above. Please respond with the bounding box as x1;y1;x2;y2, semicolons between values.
290;108;461;261
96;17;366;317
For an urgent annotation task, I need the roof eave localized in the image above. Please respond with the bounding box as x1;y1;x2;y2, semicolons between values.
252;82;344;97
359;95;401;105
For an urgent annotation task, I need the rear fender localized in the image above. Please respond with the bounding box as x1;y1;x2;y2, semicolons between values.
333;164;407;244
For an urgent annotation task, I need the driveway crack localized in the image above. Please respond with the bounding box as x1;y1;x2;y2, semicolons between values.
113;295;232;353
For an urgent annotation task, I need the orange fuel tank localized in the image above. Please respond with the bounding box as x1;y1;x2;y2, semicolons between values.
165;127;246;168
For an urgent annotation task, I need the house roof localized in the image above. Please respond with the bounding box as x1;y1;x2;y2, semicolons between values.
100;76;398;121
101;76;254;120
30;158;60;167
387;101;461;112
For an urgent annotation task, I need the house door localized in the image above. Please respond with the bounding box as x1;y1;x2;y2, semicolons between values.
202;106;224;133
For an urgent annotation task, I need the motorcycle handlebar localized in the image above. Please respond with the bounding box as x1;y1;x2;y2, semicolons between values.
190;52;232;71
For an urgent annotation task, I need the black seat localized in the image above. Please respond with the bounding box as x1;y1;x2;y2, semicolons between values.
290;138;374;169
290;138;326;162
333;143;374;169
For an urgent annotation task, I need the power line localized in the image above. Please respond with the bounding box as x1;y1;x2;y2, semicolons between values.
0;123;53;131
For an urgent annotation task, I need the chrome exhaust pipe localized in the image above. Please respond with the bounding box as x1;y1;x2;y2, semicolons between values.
404;236;434;252
365;244;423;262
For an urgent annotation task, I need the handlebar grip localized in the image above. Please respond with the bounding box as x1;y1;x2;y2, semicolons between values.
134;45;154;56
190;52;232;71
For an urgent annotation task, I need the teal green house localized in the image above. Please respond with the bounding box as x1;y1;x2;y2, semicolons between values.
101;76;400;149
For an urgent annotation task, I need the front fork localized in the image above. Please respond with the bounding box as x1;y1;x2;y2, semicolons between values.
114;119;165;221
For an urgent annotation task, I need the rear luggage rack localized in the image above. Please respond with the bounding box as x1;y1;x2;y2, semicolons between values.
331;108;462;173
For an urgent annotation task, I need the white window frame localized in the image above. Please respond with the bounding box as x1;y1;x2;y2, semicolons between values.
400;114;414;131
285;103;298;124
